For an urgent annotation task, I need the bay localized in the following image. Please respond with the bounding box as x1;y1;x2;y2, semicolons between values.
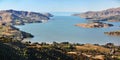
15;16;120;45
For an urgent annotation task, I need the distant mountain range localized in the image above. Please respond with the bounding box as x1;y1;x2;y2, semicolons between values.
73;7;120;21
0;10;53;25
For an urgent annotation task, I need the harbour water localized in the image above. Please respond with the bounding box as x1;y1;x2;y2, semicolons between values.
15;15;120;45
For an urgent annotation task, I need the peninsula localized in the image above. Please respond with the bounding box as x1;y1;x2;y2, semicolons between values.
0;10;53;25
0;23;33;40
0;10;53;40
73;7;120;21
73;7;120;28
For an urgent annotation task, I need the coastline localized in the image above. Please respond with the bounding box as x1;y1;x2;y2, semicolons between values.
15;16;120;45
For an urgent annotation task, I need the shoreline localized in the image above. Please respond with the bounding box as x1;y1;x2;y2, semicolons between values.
15;16;120;46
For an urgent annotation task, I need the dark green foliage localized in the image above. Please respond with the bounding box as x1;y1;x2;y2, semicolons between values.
0;36;119;60
0;42;25;60
21;31;34;38
0;37;74;60
26;48;73;60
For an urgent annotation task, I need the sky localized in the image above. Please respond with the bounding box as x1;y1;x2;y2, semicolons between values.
0;0;120;12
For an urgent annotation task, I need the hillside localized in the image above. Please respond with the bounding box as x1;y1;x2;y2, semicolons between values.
73;7;120;21
0;42;26;60
0;10;53;25
0;37;120;60
0;37;74;60
0;23;33;41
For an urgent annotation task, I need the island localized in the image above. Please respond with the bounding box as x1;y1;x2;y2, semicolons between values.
104;30;120;36
73;7;120;28
75;22;113;28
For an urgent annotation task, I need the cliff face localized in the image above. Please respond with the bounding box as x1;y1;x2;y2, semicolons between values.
0;10;52;25
73;7;120;21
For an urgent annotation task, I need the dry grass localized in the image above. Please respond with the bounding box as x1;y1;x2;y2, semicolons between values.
75;44;110;53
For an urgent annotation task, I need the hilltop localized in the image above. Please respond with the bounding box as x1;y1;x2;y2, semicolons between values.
0;10;53;25
73;7;120;21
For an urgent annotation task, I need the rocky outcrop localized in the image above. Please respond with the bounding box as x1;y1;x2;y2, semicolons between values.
75;22;113;28
73;7;120;21
0;10;53;25
104;31;120;36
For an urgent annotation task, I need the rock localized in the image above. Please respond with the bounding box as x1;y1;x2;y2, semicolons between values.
92;55;105;60
75;22;113;28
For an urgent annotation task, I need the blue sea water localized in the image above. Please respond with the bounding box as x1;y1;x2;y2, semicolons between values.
15;15;120;45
